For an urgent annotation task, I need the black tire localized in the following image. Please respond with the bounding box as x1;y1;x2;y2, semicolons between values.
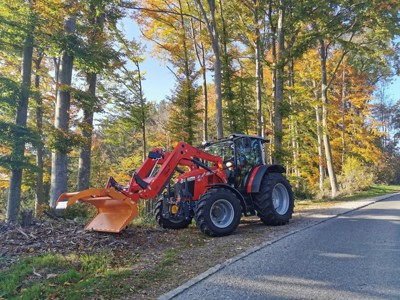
194;188;242;237
154;197;191;229
253;173;294;225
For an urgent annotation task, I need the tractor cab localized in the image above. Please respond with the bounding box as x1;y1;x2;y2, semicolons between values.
205;134;269;190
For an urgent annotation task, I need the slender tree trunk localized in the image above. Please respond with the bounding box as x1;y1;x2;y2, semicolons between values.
78;5;106;190
7;29;34;222
190;17;208;141
34;54;45;215
134;61;147;162
268;3;276;163
50;16;76;207
341;64;346;166
178;0;194;143
288;59;299;185
53;57;60;98
274;0;285;163
313;79;325;192
315;105;324;192
319;39;338;198
218;0;235;132
196;0;223;139
201;46;208;141
77;74;95;191
254;0;263;137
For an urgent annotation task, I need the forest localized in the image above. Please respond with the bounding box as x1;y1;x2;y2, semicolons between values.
1;0;400;221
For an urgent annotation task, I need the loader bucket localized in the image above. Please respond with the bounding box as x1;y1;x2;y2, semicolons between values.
56;187;138;233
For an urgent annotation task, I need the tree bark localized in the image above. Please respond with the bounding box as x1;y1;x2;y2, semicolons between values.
201;45;208;141
319;39;338;198
50;16;76;207
254;0;263;136
77;4;106;190
341;64;346;166
190;17;209;141
77;74;95;191
288;59;299;184
274;0;285;163
134;61;147;162
34;53;45;214
7;27;34;222
218;0;235;132
195;0;223;139
314;80;325;192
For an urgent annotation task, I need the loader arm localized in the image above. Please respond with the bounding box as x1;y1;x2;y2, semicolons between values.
56;141;226;233
129;141;226;200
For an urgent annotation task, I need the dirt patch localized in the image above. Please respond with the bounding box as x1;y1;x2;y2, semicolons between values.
0;202;342;299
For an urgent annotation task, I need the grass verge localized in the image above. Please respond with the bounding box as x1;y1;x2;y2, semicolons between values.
0;248;182;300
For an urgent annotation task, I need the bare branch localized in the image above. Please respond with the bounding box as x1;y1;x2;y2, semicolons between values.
119;1;204;23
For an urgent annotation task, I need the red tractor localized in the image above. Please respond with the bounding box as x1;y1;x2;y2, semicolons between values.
56;133;294;237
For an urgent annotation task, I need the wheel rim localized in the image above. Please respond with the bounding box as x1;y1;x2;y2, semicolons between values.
210;199;234;228
162;203;185;223
272;183;290;215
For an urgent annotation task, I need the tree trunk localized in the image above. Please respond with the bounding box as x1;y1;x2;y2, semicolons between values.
218;0;235;132
254;0;263;137
34;53;45;215
78;5;106;190
288;59;299;184
77;74;95;191
196;0;223;139
267;3;276;162
50;16;76;207
7;29;34;222
135;61;147;162
274;0;285;163
190;18;208;141
341;64;346;166
319;39;338;198
315;103;324;191
313;80;324;192
201;46;208;141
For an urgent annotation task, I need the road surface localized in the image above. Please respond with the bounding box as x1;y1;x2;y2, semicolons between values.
167;195;400;299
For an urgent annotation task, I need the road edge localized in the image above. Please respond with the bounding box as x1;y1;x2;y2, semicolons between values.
158;193;399;300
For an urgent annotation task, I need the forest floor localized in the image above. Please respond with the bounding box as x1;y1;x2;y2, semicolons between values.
1;185;399;300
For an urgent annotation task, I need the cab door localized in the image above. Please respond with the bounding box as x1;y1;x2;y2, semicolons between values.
234;137;263;190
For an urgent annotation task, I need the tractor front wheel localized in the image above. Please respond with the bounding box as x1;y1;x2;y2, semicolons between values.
253;173;294;225
154;197;191;229
195;188;242;237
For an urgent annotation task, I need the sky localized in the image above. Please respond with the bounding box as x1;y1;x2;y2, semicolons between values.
119;17;400;104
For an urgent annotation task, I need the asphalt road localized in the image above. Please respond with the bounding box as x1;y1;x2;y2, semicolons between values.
168;195;400;300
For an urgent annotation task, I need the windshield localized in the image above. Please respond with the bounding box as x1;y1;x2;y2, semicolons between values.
205;141;234;163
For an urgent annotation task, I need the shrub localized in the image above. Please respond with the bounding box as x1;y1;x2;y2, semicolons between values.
288;175;316;200
340;156;375;195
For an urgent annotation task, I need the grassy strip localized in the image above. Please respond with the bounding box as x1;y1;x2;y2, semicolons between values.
296;184;400;207
0;249;180;300
337;184;400;201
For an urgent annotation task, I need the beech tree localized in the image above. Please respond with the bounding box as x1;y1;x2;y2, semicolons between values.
4;0;36;222
49;11;76;207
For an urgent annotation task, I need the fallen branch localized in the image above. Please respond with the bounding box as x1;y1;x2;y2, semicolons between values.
17;227;29;240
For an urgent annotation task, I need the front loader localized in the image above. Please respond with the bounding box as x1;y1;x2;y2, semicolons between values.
56;134;294;236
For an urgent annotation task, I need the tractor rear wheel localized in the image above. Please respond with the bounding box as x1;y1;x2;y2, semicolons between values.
154;197;191;229
253;173;294;225
195;188;242;237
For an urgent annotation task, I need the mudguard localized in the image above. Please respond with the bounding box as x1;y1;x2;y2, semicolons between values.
246;165;286;193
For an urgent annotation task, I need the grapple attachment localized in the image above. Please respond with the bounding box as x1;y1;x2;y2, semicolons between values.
56;187;138;233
